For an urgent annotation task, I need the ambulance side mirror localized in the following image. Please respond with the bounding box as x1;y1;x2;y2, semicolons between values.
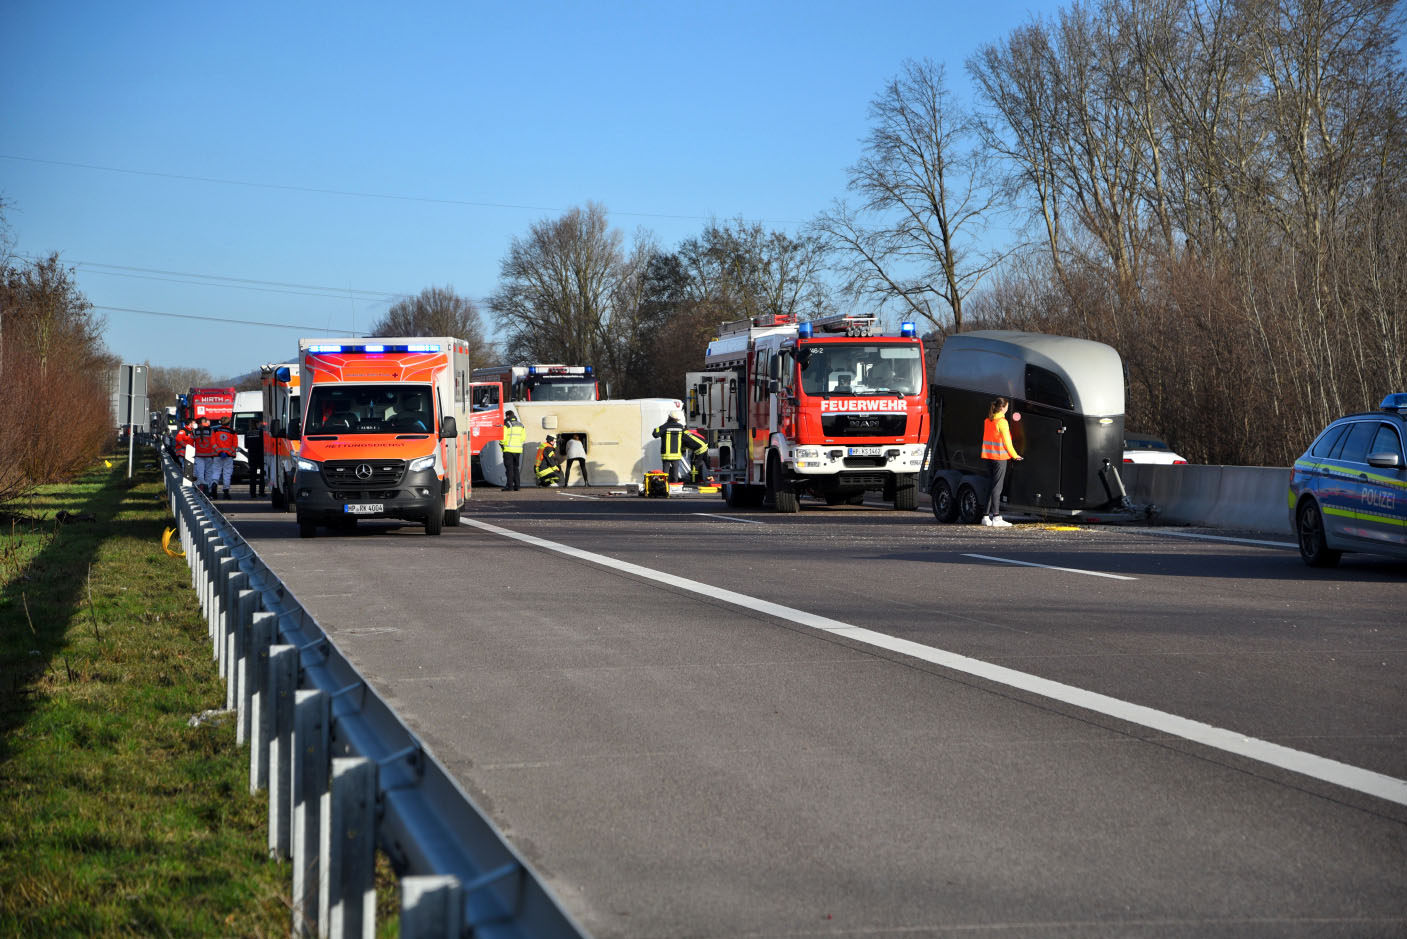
440;416;458;439
270;419;284;439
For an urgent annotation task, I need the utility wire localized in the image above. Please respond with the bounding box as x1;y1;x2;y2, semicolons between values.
0;153;801;223
94;305;362;334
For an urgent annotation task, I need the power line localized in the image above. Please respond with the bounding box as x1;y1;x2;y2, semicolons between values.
94;304;363;334
0;153;802;224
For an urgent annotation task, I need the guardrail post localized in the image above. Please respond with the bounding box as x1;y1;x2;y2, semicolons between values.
292;689;330;937
267;644;298;860
233;588;259;744
320;756;377;939
248;612;278;794
222;570;249;710
213;552;235;673
400;876;462;938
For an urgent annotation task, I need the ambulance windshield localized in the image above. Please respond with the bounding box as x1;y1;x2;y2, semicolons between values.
798;343;922;396
305;385;434;434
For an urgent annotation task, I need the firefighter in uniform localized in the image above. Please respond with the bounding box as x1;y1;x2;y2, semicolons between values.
500;410;526;491
652;409;693;482
192;416;216;494
684;428;709;482
534;435;563;487
210;418;240;500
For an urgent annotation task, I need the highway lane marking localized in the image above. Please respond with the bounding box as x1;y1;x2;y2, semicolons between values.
555;492;600;501
964;553;1138;581
461;517;1407;808
1125;528;1296;549
692;513;767;525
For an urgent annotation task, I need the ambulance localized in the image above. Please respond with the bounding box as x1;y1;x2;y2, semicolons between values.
292;339;473;537
261;363;301;509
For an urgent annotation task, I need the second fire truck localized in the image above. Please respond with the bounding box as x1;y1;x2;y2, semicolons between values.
686;313;928;512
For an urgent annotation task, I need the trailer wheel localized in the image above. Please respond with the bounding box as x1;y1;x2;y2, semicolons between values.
425;509;444;536
767;455;800;513
957;484;982;524
893;473;918;510
931;479;958;523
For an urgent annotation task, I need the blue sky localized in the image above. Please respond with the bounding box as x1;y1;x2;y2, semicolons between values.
2;1;1055;381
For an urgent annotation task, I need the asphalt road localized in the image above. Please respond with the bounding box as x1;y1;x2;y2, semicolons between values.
225;486;1407;938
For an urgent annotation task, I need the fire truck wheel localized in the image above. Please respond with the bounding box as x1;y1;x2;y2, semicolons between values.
767;456;800;514
424;510;444;536
957;484;982;524
893;474;918;510
931;479;958;523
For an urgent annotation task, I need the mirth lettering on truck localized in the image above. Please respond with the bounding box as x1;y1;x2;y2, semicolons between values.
292;338;475;537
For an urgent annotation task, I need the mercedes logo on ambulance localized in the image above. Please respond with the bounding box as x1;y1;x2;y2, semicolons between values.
355;463;373;480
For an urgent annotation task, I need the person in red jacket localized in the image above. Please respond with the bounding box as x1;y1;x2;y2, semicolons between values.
174;421;197;483
209;418;239;499
192;416;217;494
980;396;1023;527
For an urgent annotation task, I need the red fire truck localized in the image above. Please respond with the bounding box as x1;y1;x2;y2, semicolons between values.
183;386;236;423
685;313;928;512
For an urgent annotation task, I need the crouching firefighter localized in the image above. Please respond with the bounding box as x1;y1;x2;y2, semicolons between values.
534;434;563;487
684;427;709;482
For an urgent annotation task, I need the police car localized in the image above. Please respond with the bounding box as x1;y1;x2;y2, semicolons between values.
1289;393;1407;567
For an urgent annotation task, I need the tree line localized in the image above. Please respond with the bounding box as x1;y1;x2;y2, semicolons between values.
0;206;115;503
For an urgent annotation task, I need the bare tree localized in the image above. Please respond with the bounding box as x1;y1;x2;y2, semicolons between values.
676;218;833;321
812;58;1007;333
146;365;216;410
368;285;492;364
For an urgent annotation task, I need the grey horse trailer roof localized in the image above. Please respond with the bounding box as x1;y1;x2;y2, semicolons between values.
933;330;1125;416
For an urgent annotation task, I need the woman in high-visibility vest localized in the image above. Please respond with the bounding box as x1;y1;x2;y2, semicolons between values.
980;397;1023;527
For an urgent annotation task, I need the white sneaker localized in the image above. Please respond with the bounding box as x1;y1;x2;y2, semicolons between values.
980;516;994;526
991;516;1013;528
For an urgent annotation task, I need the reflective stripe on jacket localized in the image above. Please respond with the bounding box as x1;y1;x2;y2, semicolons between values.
982;416;1018;461
193;426;217;458
501;422;526;454
211;427;239;457
654;420;685;460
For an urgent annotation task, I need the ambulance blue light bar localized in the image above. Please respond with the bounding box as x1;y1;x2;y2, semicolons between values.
306;343;441;354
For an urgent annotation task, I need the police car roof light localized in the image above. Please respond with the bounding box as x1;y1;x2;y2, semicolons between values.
1380;392;1407;412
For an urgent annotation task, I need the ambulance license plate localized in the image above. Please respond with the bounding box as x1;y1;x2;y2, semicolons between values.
847;446;883;456
344;503;383;515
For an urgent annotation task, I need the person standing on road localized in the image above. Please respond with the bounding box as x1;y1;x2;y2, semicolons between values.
500;410;526;491
192;416;216;495
981;396;1023;527
174;420;197;483
562;433;590;487
209;417;239;500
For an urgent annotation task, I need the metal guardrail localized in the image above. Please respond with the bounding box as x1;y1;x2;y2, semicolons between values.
161;451;585;938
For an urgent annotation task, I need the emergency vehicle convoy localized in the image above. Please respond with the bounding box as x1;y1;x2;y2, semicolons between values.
685;313;928;512
924;331;1138;523
291;338;474;537
260;363;301;509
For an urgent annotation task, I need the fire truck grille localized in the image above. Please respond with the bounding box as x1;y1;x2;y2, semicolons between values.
322;459;406;489
821;413;908;437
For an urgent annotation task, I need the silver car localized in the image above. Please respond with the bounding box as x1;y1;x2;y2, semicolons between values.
1289;394;1407;567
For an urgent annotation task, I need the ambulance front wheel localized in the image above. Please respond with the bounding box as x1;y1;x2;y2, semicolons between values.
425;510;444;536
297;514;317;538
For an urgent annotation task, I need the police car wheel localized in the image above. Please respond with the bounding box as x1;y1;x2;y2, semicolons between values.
1297;501;1342;568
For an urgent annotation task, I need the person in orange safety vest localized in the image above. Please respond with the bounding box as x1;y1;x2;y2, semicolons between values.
980;396;1023;527
209;417;239;499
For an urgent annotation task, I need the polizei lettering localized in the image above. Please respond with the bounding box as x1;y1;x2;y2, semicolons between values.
820;398;907;413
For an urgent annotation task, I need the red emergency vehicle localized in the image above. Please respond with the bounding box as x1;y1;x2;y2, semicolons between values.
184;387;236;423
293;338;473;536
686;313;928;512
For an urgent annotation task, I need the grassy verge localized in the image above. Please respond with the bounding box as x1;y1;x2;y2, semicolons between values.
0;451;397;936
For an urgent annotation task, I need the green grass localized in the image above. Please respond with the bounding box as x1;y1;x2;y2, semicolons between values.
0;453;403;936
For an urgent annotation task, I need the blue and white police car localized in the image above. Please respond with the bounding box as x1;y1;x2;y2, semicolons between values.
1289;393;1407;567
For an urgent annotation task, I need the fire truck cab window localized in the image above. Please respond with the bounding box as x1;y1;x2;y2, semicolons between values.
472;385;500;411
1024;365;1074;410
799;343;921;397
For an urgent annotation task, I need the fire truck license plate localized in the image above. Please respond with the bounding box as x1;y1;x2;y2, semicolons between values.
344;503;384;515
847;446;883;456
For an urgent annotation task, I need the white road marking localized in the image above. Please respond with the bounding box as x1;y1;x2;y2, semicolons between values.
556;492;600;501
461;517;1407;807
1125;528;1297;549
692;513;766;525
964;553;1138;581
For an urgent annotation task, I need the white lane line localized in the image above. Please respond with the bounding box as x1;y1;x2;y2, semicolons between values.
963;553;1138;581
462;517;1407;807
1126;528;1296;549
556;492;600;501
693;512;766;525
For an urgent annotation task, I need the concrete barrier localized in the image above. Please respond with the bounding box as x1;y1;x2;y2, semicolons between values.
1120;464;1292;535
